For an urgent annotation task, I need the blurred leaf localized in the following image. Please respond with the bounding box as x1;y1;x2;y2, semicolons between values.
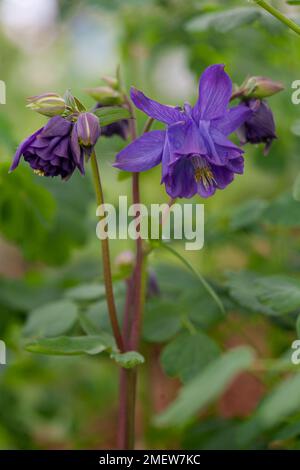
64;284;106;302
230;199;268;231
186;7;261;33
0;164;56;258
94;107;131;126
293;173;300;202
23;300;78;338
143;298;182;342
111;351;145;368
238;373;300;447
155;347;255;427
227;271;300;316
297;314;300;338
264;193;300;227
161;331;220;383
25;334;116;356
0;278;61;312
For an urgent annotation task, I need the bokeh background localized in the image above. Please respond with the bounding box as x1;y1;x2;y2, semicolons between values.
1;0;300;450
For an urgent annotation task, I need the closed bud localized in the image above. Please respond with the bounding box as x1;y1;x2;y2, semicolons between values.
75;112;101;149
85;86;122;105
26;92;66;117
242;76;284;99
102;75;119;89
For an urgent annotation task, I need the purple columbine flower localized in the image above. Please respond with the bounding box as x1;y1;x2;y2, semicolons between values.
114;64;252;198
10;116;82;179
10;113;101;179
236;99;276;155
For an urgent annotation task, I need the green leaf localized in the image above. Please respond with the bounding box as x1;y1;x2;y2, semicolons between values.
143;298;182;342
230;199;268;231
227;271;300;316
23;300;78;338
293;173;300;202
158;243;224;314
93;106;131;126
155;347;255;427
257;374;300;428
25;334;116;356
161;331;220;383
297;314;300;338
64;284;106;302
264;193;300;227
186;7;261;34
111;351;145;369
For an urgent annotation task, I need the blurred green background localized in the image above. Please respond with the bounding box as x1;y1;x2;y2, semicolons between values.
1;0;300;450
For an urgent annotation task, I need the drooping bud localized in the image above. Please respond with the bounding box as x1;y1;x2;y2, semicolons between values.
85;86;122;105
75;112;101;149
242;76;284;99
26;92;66;117
236;99;277;155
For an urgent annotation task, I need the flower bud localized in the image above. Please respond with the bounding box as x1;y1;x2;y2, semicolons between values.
115;251;135;269
26;92;66;117
242;76;284;99
75;112;101;148
102;75;119;89
85;86;122;105
115;251;135;279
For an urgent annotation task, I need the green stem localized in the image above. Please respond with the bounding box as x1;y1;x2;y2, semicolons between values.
254;0;300;36
90;151;124;352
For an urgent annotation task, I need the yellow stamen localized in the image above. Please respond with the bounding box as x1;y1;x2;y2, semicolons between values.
192;156;216;189
33;169;45;177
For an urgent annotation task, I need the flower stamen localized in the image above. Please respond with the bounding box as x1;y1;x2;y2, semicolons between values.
33;169;45;177
191;155;216;189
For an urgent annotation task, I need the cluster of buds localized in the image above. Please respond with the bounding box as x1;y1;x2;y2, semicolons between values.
86;73;130;140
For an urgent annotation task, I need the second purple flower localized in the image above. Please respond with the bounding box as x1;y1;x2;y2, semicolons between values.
114;64;252;198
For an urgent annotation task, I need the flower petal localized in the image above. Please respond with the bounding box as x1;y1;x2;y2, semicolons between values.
164;158;197;199
212;104;253;136
193;64;232;121
130;87;183;125
10;128;43;171
114;130;166;172
167;120;206;161
210;128;244;160
70;127;85;174
42;115;72;138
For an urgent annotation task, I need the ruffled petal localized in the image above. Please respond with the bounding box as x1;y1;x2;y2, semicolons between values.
114;130;166;172
193;64;232;122
10;128;43;172
130;87;183;125
212;104;253;136
42;116;72;138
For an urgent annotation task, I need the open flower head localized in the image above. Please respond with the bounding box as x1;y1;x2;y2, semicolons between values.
114;64;252;198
